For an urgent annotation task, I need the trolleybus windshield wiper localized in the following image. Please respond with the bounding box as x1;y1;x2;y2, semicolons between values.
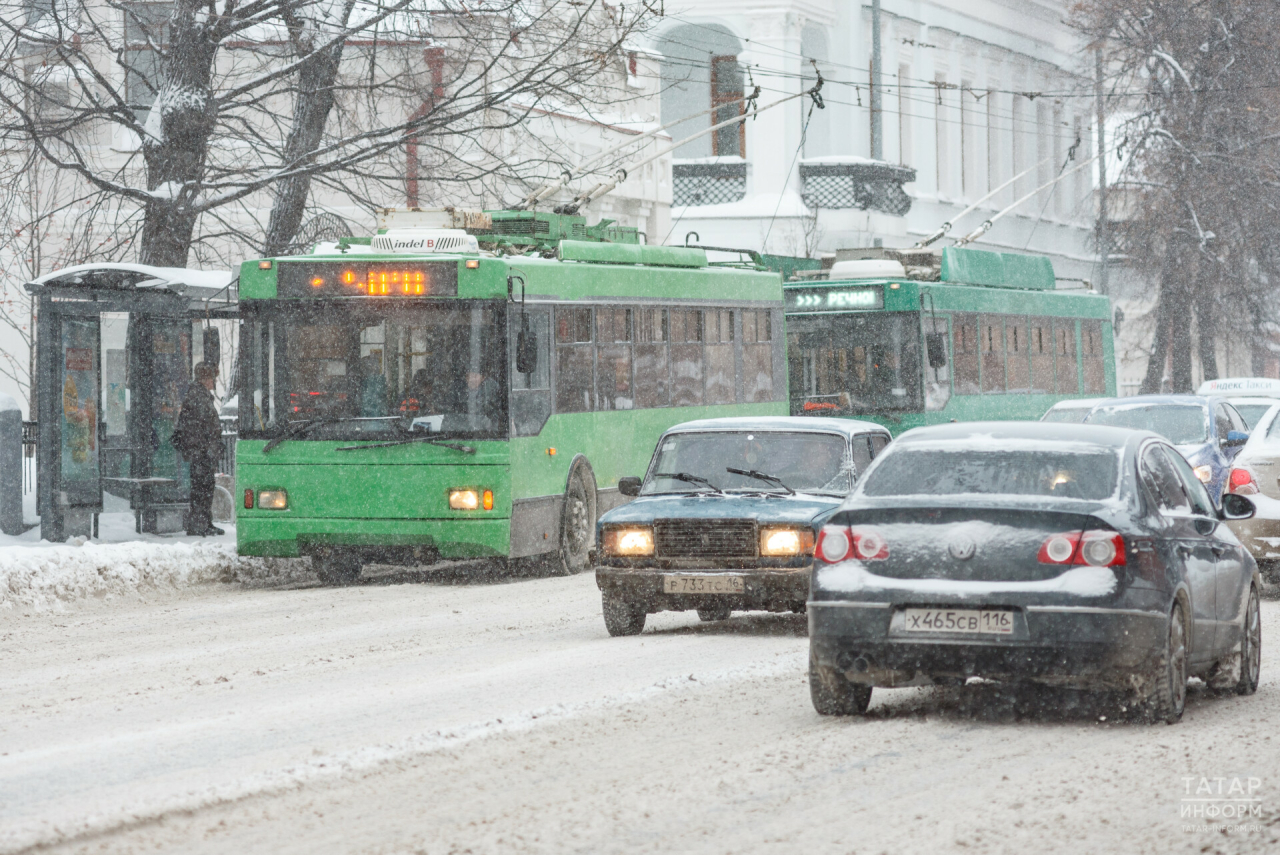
653;472;723;493
263;417;341;453
335;435;477;454
262;416;400;453
725;467;794;495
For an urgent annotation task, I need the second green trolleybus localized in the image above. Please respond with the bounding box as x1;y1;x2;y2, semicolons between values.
234;213;786;581
785;245;1116;434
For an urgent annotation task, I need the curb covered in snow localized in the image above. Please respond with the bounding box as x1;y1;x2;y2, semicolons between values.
0;541;311;612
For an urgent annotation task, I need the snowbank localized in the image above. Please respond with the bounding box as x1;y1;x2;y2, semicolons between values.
0;539;311;612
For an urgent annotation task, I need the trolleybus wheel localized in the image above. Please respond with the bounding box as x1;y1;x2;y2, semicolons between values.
556;468;595;575
314;553;362;586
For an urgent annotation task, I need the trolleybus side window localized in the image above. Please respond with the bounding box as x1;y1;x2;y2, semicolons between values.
952;313;980;395
596;307;634;411
1005;315;1031;392
705;309;734;405
634;307;670;408
1055;319;1079;394
1081;319;1106;394
980;314;1005;394
511;308;551;436
1030;316;1055;393
742;309;773;403
670;308;705;406
923;315;951;411
555;307;594;413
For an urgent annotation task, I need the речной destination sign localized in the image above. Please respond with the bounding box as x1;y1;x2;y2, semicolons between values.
785;286;884;312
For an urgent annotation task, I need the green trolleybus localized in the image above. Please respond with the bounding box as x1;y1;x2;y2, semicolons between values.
234;218;786;581
785;245;1115;435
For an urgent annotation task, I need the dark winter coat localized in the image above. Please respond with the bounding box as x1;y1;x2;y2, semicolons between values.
173;383;223;460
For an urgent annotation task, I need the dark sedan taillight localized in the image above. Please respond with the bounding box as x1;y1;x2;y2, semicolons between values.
1038;531;1126;567
816;525;888;563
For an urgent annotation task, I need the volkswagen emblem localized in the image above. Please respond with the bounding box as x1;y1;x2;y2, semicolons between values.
949;537;976;560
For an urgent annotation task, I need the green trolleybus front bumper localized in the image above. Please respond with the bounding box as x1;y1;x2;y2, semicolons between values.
236;444;512;561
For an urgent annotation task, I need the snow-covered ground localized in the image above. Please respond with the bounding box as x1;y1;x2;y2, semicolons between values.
1;571;1277;854
1;489;304;612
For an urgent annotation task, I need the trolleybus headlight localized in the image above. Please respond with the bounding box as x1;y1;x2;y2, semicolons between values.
760;526;814;557
449;488;480;510
1193;464;1213;483
602;526;655;557
257;489;288;510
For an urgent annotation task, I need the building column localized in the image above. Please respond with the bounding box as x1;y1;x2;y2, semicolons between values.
740;10;804;201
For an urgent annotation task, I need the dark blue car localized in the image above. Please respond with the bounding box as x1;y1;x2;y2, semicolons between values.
593;416;892;636
1083;396;1250;507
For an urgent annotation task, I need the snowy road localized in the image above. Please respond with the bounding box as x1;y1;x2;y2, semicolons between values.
2;569;1278;854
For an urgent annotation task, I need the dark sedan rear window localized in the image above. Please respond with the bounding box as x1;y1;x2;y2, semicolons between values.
860;447;1120;500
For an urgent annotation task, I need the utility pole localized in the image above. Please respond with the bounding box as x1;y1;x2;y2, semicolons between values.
870;0;883;161
1095;48;1109;295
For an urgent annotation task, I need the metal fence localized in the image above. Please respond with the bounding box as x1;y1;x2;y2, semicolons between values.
799;162;917;216
672;162;747;207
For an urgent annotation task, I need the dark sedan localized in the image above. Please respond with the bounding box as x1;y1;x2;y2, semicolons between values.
808;422;1262;723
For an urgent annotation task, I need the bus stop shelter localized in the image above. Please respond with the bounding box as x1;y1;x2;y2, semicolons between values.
26;264;237;541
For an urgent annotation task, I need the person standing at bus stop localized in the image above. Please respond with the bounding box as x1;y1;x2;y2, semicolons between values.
173;362;224;536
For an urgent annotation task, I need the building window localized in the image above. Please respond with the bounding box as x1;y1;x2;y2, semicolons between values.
711;56;744;157
123;3;172;124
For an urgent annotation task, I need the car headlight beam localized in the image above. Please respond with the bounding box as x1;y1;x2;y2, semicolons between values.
760;526;814;557
603;526;655;557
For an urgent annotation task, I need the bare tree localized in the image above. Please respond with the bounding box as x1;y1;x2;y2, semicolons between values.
0;1;656;268
1074;0;1280;391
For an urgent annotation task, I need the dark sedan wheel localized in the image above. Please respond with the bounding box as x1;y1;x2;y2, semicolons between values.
1237;586;1261;695
602;594;646;637
696;605;732;622
809;657;872;716
1144;604;1188;724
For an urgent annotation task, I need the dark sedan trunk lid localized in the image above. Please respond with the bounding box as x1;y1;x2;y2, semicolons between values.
842;506;1098;582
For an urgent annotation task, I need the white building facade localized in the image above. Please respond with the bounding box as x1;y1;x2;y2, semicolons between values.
650;0;1102;285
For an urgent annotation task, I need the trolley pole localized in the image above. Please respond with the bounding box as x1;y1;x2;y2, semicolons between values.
870;0;883;161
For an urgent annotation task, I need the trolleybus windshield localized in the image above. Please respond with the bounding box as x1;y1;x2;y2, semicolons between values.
787;311;923;415
240;301;507;441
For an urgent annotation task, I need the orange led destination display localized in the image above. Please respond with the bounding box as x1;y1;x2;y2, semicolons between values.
277;262;459;298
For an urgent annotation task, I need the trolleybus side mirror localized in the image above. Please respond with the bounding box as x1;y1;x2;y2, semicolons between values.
926;332;948;369
618;476;642;497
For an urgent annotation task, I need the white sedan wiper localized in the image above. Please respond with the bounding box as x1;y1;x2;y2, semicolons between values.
726;467;795;495
653;471;724;494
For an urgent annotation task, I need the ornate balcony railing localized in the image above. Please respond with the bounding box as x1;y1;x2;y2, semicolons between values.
672;160;747;207
800;161;916;216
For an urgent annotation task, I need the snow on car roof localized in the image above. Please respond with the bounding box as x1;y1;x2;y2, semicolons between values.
1046;397;1106;410
1197;377;1280;398
893;420;1155;449
663;416;890;437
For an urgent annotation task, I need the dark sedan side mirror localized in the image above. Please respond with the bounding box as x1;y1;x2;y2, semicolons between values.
618;476;642;497
1223;430;1249;449
1220;492;1256;521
